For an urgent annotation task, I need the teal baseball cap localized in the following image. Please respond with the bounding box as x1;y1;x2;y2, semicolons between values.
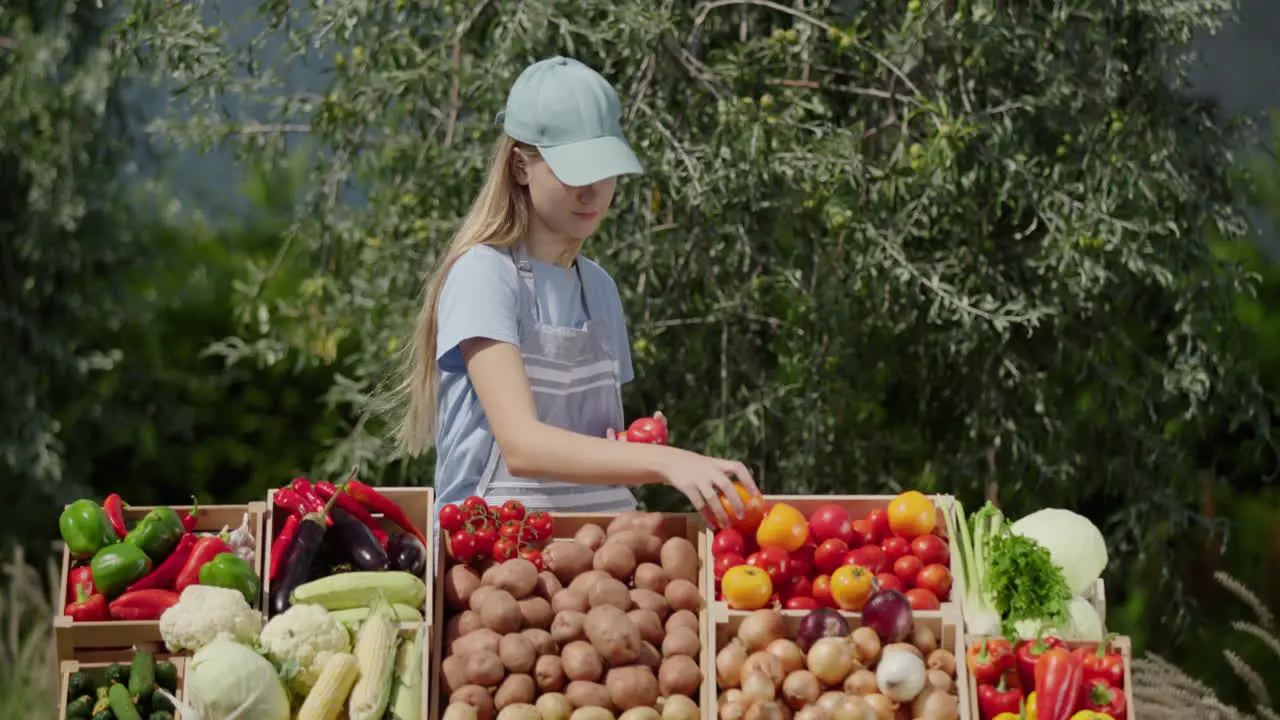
498;57;644;187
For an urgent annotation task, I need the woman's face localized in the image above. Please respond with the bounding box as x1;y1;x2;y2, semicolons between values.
513;148;617;242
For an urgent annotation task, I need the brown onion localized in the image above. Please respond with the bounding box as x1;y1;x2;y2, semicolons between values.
738;609;787;652
816;691;848;711
926;648;957;676
741;671;777;704
833;695;876;720
717;638;748;688
807;637;856;686
912;686;961;719
743;651;785;686
781;669;822;709
843;668;878;695
767;638;807;675
911;623;938;655
925;668;954;694
862;693;896;720
744;702;790;720
795;707;834;720
850;627;882;666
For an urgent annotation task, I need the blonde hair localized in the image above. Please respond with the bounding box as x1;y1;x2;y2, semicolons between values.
393;135;536;455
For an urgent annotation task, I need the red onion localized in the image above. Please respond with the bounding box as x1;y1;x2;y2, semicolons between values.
861;590;914;643
796;607;850;651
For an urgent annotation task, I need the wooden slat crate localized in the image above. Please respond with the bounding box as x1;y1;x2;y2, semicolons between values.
429;511;714;719
53;503;265;660
57;652;187;719
962;634;1135;720
710;604;972;718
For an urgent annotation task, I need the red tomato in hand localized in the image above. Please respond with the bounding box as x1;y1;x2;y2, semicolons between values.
813;539;849;575
906;587;941;610
712;528;747;558
807;504;852;544
438;504;465;533
461;495;488;514
719;484;766;535
715;553;745;581
910;534;950;566
881;536;911;565
849;519;876;548
524;512;553;543
448;530;476;562
845;545;887;575
893;555;924;587
498;500;526;523
747;547;791;585
627;416;669;444
785;596;820;610
875;572;904;593
789;544;815;579
811;574;835;608
916;564;953;599
866;509;892;543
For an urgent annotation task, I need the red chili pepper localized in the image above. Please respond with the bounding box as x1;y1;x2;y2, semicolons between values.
269;514;300;582
102;493;128;539
65;589;109;622
968;638;1016;685
1034;647;1084;720
291;478;327;511
1016;634;1066;690
1073;635;1125;686
274;487;333;526
180;496;200;532
977;670;1023;720
1080;677;1128;720
66;565;96;606
314;481;389;547
126;533;197;592
346;479;427;544
108;589;180;621
174;535;232;593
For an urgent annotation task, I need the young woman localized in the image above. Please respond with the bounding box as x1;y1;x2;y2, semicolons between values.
395;57;756;526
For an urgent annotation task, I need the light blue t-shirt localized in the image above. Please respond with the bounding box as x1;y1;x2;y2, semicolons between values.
433;244;634;505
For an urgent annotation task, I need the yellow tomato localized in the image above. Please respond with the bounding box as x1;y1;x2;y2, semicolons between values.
719;483;765;535
1070;713;1115;720
722;565;773;610
830;564;875;610
756;502;809;552
887;491;936;537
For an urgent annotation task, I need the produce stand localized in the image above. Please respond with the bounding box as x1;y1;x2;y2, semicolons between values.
53;502;265;661
57;652;187;719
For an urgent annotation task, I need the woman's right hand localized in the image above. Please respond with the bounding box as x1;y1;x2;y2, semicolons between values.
656;447;758;528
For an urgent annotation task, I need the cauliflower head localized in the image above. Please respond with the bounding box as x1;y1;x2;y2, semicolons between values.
159;585;262;653
258;603;351;695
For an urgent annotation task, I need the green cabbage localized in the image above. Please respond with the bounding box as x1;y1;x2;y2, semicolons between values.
1008;508;1108;595
183;635;291;720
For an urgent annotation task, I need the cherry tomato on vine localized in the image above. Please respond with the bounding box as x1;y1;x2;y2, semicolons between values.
472;527;497;557
499;500;527;523
438;503;464;534
461;495;488;515
449;530;476;562
499;520;523;540
519;547;544;570
493;537;518;562
524;512;553;543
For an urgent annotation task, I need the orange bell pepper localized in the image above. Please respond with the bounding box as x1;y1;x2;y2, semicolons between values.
756;503;809;552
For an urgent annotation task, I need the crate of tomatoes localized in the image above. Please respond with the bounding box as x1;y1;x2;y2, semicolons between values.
708;491;958;621
965;634;1133;720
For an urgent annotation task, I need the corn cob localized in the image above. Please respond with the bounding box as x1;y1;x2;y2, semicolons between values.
291;571;427;610
346;597;400;720
386;624;425;720
297;652;359;720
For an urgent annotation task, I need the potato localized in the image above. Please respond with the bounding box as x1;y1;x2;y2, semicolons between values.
495;673;536;710
445;565;483;610
565;681;613;710
551;610;588;644
561;640;605;682
593;542;637;581
619;710;660;720
665;610;698;636
605;531;662;564
659;537;699;584
574;523;608;550
450;686;496;720
491;558;540;599
442;654;469;695
518;596;553;630
500;632;537;673
627;609;664;647
636;642;661;671
537;571;565;600
587;577;631;612
606;512;666;539
632;564;668;594
661;627;700;658
443;702;480;720
605;666;660;711
482;563;503;586
570;708;615;720
496;704;541;720
659;696;700;720
444;614;465;648
452;628;502;656
658;655;702;697
628;589;669;620
464;650;506;686
552;588;590;614
543;540;595;583
456;610;485;636
568;570;612;597
521;628;557;656
663;579;701;612
535;654;567;692
470;585;499;612
584;605;642;666
481;590;523;634
536;693;573;720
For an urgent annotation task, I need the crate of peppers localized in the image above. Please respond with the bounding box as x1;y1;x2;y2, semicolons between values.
54;495;264;659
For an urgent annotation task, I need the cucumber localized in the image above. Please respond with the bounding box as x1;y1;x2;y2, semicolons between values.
290;571;426;610
108;683;142;720
127;651;155;701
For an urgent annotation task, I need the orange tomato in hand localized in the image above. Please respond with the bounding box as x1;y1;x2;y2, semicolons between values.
887;491;937;538
719;484;765;534
722;565;774;610
756;503;809;552
830;564;876;611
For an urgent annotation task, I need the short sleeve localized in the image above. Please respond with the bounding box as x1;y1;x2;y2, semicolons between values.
436;246;521;373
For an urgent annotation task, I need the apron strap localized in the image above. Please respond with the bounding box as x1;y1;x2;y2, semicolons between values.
508;243;540;326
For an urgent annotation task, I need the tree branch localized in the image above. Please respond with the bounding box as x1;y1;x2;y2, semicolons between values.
445;0;493;147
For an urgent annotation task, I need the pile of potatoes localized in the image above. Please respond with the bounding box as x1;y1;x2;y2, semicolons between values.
440;512;705;720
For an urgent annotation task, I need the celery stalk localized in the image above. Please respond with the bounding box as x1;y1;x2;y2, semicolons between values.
947;499;1002;636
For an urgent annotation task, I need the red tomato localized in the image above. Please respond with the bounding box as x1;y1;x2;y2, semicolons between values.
893;555;924;587
845;545;887;575
849;519;876;548
720;485;766;535
910;534;950;566
449;530;476;562
905;587;941;610
866;509;892;542
781;575;813;600
438;504;465;533
712;528;747;558
498;500;526;523
714;553;745;581
813;539;849;575
519;547;544;570
881;536;911;565
472;527;498;557
461;495;488;514
916;564;953;598
789;543;815;579
807;504;852;544
627;416;669;444
785;596;820;610
875;572;904;593
492;537;518;562
747;547;791;585
524;512;553;543
811;574;835;608
499;520;523;540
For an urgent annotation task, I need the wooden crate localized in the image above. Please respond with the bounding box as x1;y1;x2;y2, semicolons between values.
57;652;187;719
261;486;434;619
706;494;960;623
711;604;972;719
962;634;1135;720
53;503;266;660
429;511;714;719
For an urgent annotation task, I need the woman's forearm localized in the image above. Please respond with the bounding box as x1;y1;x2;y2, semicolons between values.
504;422;675;487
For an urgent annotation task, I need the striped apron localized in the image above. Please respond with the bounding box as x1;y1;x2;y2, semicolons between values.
474;243;638;513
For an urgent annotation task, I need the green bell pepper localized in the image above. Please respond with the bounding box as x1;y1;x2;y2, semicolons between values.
123;507;184;563
91;544;152;599
198;552;261;605
59;500;120;560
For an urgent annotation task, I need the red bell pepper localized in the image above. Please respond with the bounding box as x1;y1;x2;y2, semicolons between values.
1034;647;1084;720
180;497;200;532
968;638;1015;685
66;565;96;606
102;494;129;539
314;481;389;547
269;514;300;582
108;589;180;620
1016;634;1066;690
1080;677;1128;720
346;478;427;544
1073;635;1125;686
977;670;1024;720
65;588;109;622
126;533;197;592
174;535;231;593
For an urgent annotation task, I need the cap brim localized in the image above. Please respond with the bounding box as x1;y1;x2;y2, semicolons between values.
538;135;644;187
